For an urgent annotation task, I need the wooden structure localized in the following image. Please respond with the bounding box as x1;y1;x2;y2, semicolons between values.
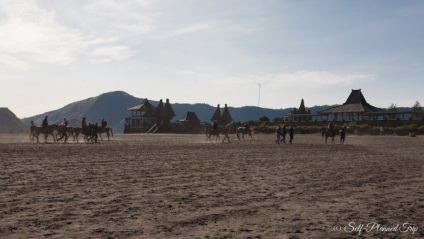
318;89;386;121
210;104;222;124
221;104;233;125
210;103;233;126
124;98;175;133
179;111;201;124
283;99;312;122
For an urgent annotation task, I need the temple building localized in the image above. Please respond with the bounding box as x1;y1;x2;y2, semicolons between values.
283;99;313;122
179;111;201;125
221;104;233;125
318;89;386;121
124;98;175;133
210;104;233;126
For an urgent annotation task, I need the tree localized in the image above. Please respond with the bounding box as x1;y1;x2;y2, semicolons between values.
388;103;397;111
388;103;397;119
259;115;270;122
411;101;423;119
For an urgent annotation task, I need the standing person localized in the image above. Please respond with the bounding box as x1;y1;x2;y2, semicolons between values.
41;116;49;128
281;124;287;144
340;128;346;144
289;125;295;144
380;126;384;136
275;125;282;144
222;123;232;143
92;123;99;143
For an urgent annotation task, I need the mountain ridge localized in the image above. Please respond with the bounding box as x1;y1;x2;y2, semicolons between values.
19;90;410;133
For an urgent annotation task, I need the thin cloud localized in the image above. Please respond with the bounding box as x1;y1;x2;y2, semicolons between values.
87;45;134;63
0;1;139;69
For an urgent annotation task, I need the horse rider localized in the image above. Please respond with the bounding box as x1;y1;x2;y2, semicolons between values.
276;125;282;144
101;118;107;127
222;123;232;143
82;117;87;129
41;116;49;128
30;120;35;129
212;120;218;133
57;118;69;141
327;122;334;132
243;122;250;131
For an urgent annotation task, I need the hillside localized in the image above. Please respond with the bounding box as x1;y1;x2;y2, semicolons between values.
21;91;336;133
0;107;27;133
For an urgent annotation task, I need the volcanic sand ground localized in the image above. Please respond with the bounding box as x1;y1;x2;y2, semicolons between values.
0;133;423;239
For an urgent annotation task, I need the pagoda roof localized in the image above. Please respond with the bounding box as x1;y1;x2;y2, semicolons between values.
210;104;222;122
221;104;233;124
319;89;385;114
127;98;154;112
179;111;200;123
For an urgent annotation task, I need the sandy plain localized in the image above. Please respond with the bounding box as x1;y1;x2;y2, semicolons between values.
0;133;423;239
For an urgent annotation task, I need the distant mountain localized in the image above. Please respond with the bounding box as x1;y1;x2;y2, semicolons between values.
19;91;346;133
0;107;26;133
22;91;140;133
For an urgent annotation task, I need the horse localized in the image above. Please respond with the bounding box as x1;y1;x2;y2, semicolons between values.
70;127;82;143
236;127;253;140
205;127;221;143
322;128;338;144
32;124;60;143
56;126;72;143
98;126;114;140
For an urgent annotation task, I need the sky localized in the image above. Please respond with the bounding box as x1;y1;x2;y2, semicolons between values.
1;0;423;118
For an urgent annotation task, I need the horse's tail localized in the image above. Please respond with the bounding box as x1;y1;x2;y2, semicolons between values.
205;128;209;136
109;127;114;137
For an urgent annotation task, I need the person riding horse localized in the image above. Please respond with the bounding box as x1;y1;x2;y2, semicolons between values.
327;122;336;136
212;120;218;133
101;118;107;127
41;116;49;128
57;118;68;141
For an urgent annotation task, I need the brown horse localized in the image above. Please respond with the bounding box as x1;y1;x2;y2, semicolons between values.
236;127;253;140
205;127;223;143
98;126;114;140
322;128;338;144
71;127;82;142
32;124;60;143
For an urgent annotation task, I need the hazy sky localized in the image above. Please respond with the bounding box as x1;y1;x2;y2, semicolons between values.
1;0;423;118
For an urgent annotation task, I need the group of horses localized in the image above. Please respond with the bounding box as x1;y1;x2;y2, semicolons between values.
205;125;254;143
206;124;348;144
29;123;113;143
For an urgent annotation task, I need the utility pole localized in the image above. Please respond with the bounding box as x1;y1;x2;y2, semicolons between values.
256;81;268;119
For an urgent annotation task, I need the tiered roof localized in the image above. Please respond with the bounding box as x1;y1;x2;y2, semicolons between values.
319;89;385;114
